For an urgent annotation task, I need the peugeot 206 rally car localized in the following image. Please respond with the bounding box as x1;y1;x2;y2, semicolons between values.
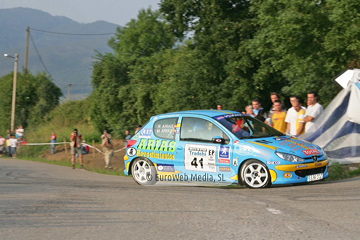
123;110;329;188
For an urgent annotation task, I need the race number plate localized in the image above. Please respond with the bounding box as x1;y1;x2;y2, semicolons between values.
307;173;323;182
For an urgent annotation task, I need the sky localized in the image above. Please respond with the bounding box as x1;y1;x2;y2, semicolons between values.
0;0;161;26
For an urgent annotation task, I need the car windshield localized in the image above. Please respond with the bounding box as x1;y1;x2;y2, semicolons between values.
214;114;285;139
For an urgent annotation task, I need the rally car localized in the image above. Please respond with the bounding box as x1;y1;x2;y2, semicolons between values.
123;110;329;188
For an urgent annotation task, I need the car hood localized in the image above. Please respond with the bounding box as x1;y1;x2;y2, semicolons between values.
243;136;324;158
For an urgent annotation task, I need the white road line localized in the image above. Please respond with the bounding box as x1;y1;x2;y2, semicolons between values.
266;208;282;215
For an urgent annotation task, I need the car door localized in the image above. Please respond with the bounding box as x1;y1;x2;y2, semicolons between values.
175;116;233;182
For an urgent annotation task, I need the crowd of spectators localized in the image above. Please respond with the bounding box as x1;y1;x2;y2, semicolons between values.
218;91;324;137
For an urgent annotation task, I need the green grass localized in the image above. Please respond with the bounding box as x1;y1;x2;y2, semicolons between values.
326;162;360;181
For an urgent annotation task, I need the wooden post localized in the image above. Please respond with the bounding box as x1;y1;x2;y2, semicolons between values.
92;140;95;157
64;138;67;154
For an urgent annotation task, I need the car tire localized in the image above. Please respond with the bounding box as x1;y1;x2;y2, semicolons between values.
240;160;271;189
131;158;157;185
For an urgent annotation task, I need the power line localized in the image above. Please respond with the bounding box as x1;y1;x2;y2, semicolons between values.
29;32;52;78
30;28;117;36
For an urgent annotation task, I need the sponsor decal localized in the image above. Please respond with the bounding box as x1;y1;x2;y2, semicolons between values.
136;149;175;160
137;139;176;152
266;161;280;165
234;140;239;144
126;147;136;157
157;164;175;172
283;173;292;178
139;128;153;138
275;137;287;141
296;165;308;168
216;116;224;120
219;146;230;158
255;140;272;144
234;144;258;156
218;158;230;164
222;113;244;118
185;144;217;172
219;167;231;172
302;149;320;156
233;157;238;167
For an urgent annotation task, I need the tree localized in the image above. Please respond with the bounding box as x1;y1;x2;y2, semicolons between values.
0;71;62;133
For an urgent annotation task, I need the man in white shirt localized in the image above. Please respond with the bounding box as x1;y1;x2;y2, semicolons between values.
285;96;306;137
304;91;324;133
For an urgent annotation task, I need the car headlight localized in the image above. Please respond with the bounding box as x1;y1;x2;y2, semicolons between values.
276;152;304;162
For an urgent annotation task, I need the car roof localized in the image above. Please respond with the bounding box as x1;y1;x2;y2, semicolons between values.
154;109;240;118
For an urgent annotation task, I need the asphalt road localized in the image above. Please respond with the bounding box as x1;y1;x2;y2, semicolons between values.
1;158;360;240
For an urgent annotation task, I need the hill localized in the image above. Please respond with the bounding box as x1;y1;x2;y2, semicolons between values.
0;7;120;99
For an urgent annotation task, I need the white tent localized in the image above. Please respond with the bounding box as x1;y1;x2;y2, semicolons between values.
300;69;360;164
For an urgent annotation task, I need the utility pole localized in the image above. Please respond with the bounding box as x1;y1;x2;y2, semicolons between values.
11;54;19;132
24;26;30;72
67;84;72;101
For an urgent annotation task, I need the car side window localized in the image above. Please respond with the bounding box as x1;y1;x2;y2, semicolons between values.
153;118;178;140
180;117;229;143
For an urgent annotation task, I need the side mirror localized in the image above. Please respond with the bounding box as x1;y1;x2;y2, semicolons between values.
212;136;224;144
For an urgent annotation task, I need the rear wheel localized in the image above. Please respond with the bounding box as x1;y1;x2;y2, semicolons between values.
240;160;271;188
131;158;156;185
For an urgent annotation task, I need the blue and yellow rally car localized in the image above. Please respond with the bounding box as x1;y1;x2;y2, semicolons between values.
123;110;329;188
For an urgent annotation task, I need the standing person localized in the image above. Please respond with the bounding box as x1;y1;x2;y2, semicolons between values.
304;91;324;133
251;98;266;121
0;135;5;156
124;130;132;148
16;126;24;140
267;92;284;125
70;129;84;169
271;100;287;134
243;105;256;117
6;129;11;138
8;135;18;158
285;96;306;137
50;132;57;154
5;137;11;157
101;130;114;169
251;98;264;116
217;104;223;110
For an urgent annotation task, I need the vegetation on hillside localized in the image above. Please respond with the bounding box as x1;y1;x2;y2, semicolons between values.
0;71;62;134
89;1;360;136
1;1;360;139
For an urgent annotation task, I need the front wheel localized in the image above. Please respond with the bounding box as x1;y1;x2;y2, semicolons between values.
131;158;157;185
240;160;271;188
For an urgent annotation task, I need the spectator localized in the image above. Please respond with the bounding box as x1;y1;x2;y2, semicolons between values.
135;125;142;134
285;96;306;137
6;129;11;138
304;91;324;133
5;137;11;157
8;135;18;158
70;129;84;169
50;132;57;154
243;105;256;117
271;100;287;134
267;92;285;125
0;135;5;156
217;104;223;110
251;98;266;121
101;130;114;169
124;130;132;148
16;126;24;140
